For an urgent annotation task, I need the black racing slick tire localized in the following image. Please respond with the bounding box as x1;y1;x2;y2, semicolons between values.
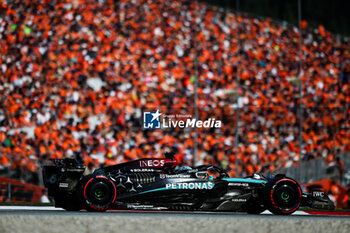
264;177;302;215
81;175;117;212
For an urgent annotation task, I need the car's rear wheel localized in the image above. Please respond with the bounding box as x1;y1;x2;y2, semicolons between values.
264;177;302;215
82;175;117;212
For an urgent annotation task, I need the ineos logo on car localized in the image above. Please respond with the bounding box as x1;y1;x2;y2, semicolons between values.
139;160;165;167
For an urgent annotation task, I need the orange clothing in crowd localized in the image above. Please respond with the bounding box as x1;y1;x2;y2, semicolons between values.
0;0;349;183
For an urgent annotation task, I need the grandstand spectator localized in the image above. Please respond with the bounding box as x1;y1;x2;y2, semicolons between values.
0;0;349;184
342;60;350;84
335;156;345;183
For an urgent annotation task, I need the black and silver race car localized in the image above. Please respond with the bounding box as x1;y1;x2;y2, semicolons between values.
42;154;334;215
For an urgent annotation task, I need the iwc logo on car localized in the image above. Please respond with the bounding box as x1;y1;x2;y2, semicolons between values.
143;110;222;129
165;182;214;190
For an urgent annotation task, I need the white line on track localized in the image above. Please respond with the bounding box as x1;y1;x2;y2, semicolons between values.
0;206;64;210
262;210;309;215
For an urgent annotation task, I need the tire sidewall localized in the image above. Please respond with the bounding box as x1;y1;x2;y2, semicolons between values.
264;177;302;215
81;175;117;211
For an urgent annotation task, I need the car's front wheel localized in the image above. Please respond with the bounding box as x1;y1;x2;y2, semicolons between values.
264;176;302;215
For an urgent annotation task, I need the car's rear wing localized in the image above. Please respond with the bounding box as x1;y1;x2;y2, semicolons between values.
42;158;86;197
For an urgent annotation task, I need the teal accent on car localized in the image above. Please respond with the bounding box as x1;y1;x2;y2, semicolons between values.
222;178;267;184
139;179;266;195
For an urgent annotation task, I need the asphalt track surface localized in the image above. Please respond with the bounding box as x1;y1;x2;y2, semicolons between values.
0;206;347;219
0;206;349;233
0;206;349;218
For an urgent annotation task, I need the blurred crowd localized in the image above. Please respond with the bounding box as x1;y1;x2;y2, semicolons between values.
0;0;350;184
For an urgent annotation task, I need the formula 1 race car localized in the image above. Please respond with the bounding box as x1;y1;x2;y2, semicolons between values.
42;155;334;215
